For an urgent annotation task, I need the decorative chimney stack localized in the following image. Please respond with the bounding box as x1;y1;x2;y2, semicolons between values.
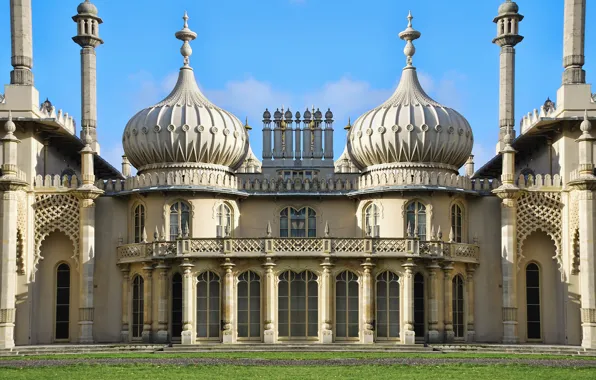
9;0;34;85
563;0;586;85
73;0;103;153
493;0;523;152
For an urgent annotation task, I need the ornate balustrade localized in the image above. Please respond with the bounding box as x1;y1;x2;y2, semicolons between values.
117;237;479;263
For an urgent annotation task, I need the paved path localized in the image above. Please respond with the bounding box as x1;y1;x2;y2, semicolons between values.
1;357;596;368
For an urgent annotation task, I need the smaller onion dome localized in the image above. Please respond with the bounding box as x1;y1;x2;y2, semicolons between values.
325;108;333;120
237;145;262;174
581;110;593;134
314;108;322;120
274;108;282;120
498;0;519;15
263;108;271;120
334;147;359;173
295;111;301;121
77;0;98;15
284;109;292;120
304;108;312;120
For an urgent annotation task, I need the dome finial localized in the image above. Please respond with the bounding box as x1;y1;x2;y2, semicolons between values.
398;11;421;67
175;12;198;67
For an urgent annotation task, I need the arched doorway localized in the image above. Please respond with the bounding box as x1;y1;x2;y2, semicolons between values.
278;271;318;339
376;271;400;340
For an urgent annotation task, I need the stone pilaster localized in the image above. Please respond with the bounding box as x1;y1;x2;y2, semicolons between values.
427;261;441;343
221;258;235;343
141;263;153;343
466;264;476;342
10;0;34;85
155;262;169;343
361;258;375;344
120;265;130;342
320;258;334;343
0;191;19;349
562;0;586;84
262;258;276;343
180;260;195;344
443;262;454;343
401;259;415;344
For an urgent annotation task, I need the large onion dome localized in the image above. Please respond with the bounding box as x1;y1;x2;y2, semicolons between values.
347;13;473;173
122;13;249;173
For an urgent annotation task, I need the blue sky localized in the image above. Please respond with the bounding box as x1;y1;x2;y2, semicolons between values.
1;0;595;170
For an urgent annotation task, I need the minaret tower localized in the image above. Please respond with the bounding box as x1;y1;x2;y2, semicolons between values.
73;0;104;153
10;0;34;85
563;0;586;84
492;0;523;151
492;0;523;345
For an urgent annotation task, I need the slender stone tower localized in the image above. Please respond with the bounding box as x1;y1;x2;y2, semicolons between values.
492;0;523;344
563;0;586;84
73;0;103;153
9;0;34;85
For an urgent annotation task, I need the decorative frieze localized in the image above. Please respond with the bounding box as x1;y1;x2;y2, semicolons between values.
0;308;15;324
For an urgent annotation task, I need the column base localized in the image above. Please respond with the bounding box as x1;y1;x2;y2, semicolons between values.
263;330;275;343
156;330;169;344
142;329;152;343
427;329;441;343
444;330;455;343
78;322;94;344
401;330;415;345
120;329;129;343
502;322;518;344
321;329;333;344
222;331;234;344
362;330;374;344
0;324;15;349
466;330;476;343
181;330;195;345
582;323;596;349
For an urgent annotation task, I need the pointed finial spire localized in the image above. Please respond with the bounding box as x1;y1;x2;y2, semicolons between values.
175;12;198;67
266;221;272;237
142;226;148;243
398;11;421;67
154;226;159;241
324;221;330;237
437;225;443;240
244;117;252;130
580;110;592;135
344;117;352;130
4;111;16;135
184;222;190;238
161;225;166;241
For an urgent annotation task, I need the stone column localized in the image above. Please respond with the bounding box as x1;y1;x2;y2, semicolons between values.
9;0;34;85
563;0;586;84
466;264;476;342
578;188;596;347
120;265;130;342
77;196;99;343
180;260;195;345
427;260;441;343
156;262;169;343
361;258;375;344
498;196;519;343
262;258;276;343
401;259;415;344
443;262;454;343
0;191;18;349
320;258;333;343
221;258;235;343
142;263;153;343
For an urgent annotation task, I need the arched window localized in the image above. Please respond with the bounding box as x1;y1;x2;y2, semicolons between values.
171;273;183;339
452;275;465;338
414;273;425;338
196;271;220;339
526;263;541;340
278;271;318;338
216;203;233;237
55;263;70;341
335;271;359;339
450;204;463;243
406;201;426;240
279;207;316;237
132;275;144;339
133;204;145;243
237;271;261;339
364;203;379;237
170;201;191;240
376;271;400;339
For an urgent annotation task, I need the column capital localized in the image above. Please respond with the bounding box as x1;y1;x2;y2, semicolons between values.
466;263;478;275
320;257;334;271
221;258;235;272
361;258;375;272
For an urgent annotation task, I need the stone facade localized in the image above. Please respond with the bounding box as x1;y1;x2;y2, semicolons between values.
0;0;595;350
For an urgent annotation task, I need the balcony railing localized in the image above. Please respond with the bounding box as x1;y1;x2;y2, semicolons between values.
117;237;479;264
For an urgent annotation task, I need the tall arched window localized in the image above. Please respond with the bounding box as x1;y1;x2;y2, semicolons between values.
279;207;316;237
376;271;400;339
55;263;70;341
216;203;233;237
133;204;145;243
237;271;261;339
170;201;191;240
278;271;318;338
450;204;463;243
452;275;465;338
526;263;541;340
335;271;359;339
132;275;144;339
406;201;426;240
414;273;425;338
364;203;379;237
171;273;183;339
196;271;220;339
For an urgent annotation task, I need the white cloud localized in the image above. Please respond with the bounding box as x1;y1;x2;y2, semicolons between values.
127;70;179;110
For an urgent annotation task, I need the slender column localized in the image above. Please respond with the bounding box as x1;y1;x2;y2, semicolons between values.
466;264;476;342
221;258;235;343
427;261;441;343
443;262;454;343
9;0;34;85
141;263;153;343
578;189;596;347
156;262;169;343
563;0;586;84
499;196;519;343
262;258;276;343
361;259;375;344
77;198;97;343
120;265;130;342
180;260;195;344
401;259;415;344
320;258;333;343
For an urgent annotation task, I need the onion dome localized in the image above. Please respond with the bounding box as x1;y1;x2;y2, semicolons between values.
304;108;312;120
77;0;98;15
122;12;249;173
314;108;323;120
274;108;282;120
284;108;292;120
237;145;262;173
334;147;359;173
347;12;473;172
295;111;301;121
325;108;333;120
498;0;519;15
263;108;271;121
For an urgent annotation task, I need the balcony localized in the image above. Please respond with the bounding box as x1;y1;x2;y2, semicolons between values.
117;237;479;264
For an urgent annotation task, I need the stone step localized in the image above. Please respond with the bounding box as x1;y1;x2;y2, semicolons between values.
163;344;435;353
0;344;166;357
432;344;596;356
